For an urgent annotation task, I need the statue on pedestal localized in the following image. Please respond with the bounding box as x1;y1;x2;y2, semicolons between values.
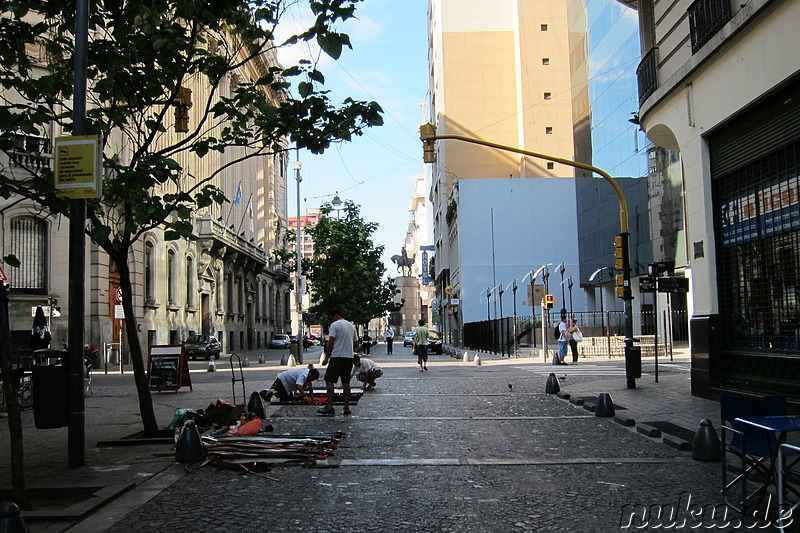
391;246;414;277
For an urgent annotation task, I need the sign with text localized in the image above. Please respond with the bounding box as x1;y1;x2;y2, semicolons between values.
147;345;192;392
54;135;101;199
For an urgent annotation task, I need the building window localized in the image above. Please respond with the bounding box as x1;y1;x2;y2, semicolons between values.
255;279;261;318
167;249;176;305
269;285;274;320
540;24;548;31
547;162;555;170
227;270;234;313
186;256;195;308
237;275;244;315
144;241;154;303
10;216;46;294
542;58;550;65
215;267;222;311
545;127;553;134
544;92;551;100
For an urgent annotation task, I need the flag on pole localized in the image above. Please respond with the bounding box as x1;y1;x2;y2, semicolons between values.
247;198;254;233
233;184;242;205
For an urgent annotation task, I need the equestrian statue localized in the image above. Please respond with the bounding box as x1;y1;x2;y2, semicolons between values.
391;246;414;277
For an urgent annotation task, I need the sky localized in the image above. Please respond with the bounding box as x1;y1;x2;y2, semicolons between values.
279;0;430;274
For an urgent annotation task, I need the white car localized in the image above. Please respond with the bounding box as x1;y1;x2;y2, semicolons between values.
403;331;415;347
269;334;290;349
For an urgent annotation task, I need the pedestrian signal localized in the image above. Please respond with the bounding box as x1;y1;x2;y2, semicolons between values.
544;294;554;310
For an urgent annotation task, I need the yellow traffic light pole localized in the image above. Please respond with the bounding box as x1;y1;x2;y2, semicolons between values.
420;123;639;388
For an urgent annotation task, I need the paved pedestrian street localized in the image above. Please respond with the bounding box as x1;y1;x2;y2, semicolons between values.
95;349;741;533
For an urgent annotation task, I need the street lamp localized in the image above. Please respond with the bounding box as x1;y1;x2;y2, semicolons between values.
293;159;303;365
590;267;611;359
331;192;343;219
496;284;504;356
560;276;574;319
557;263;567;320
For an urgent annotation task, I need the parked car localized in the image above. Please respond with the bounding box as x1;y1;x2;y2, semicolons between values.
269;334;290;349
184;334;221;360
428;331;443;355
403;331;415;347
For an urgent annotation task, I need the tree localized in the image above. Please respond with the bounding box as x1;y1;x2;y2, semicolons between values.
0;0;382;451
303;201;402;328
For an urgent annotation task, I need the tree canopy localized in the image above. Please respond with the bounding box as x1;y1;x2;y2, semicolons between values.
303;201;401;328
0;0;384;438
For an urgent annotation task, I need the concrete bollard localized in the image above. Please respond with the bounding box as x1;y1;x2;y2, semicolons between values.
473;354;482;366
692;418;721;461
258;354;265;364
207;360;215;372
0;502;29;533
287;354;297;367
595;393;615;417
175;420;204;462
545;372;560;394
462;351;471;362
242;357;250;368
280;354;288;366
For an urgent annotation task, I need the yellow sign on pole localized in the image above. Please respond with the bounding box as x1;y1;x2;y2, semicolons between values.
54;135;101;199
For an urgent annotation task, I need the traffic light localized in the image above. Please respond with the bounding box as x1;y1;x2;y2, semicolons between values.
420;123;436;163
615;274;627;299
544;294;554;309
614;235;626;270
174;86;192;133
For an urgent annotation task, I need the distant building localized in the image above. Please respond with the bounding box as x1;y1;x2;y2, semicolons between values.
427;0;651;346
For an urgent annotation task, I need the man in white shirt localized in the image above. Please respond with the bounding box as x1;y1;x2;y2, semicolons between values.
385;325;394;354
351;354;383;391
319;309;357;416
261;366;319;402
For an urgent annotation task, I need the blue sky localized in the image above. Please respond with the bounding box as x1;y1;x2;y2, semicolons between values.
281;0;430;273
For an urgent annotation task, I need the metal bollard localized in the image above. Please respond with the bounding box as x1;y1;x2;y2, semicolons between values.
0;502;30;533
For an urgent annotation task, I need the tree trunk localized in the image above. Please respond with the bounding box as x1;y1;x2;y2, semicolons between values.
116;257;159;436
0;285;30;509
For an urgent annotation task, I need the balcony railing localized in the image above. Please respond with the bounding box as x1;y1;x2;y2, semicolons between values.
636;47;659;104
688;0;732;54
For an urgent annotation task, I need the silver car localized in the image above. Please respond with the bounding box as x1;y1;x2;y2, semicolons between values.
269;333;290;349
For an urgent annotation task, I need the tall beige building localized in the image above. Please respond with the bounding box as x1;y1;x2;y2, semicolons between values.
427;0;590;343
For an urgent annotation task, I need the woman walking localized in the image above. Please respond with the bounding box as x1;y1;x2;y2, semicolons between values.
567;319;582;364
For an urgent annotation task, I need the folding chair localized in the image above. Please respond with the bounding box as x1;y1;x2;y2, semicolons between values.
720;394;787;514
777;443;800;532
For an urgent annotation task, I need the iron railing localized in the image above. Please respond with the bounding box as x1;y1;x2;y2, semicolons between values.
636;47;659;104
688;0;732;54
463;310;689;357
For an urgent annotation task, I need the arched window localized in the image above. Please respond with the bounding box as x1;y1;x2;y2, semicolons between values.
167;249;176;305
144;241;155;303
268;285;274;320
186;256;195;308
262;282;268;317
254;279;261;318
10;216;47;294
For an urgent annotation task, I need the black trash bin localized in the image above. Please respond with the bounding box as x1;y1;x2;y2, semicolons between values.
32;365;68;429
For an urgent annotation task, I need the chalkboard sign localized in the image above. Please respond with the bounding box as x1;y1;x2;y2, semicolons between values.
147;345;192;392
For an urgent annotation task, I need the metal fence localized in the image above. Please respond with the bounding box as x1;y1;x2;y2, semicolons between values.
463;310;689;357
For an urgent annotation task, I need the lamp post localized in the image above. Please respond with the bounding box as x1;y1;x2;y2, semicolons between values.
497;284;504;356
293;159;303;365
331;192;342;218
557;263;567;320
590;267;610;359
528;263;552;360
420;123;637;388
560;276;574;319
510;279;518;357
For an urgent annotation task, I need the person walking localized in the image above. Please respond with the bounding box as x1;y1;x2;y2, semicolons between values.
557;316;569;365
414;318;429;371
385;324;395;355
567;319;582;364
318;309;357;416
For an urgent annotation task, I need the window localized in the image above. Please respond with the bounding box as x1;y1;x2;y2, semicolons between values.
237;274;244;315
227;270;234;313
10;216;46;294
541;24;548;31
547;162;555;170
145;242;154;303
542;58;550;65
545;127;553;134
167;249;176;305
186;256;195;308
544;92;552;100
215;268;222;310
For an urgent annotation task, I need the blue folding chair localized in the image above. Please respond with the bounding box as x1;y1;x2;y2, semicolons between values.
720;394;787;514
